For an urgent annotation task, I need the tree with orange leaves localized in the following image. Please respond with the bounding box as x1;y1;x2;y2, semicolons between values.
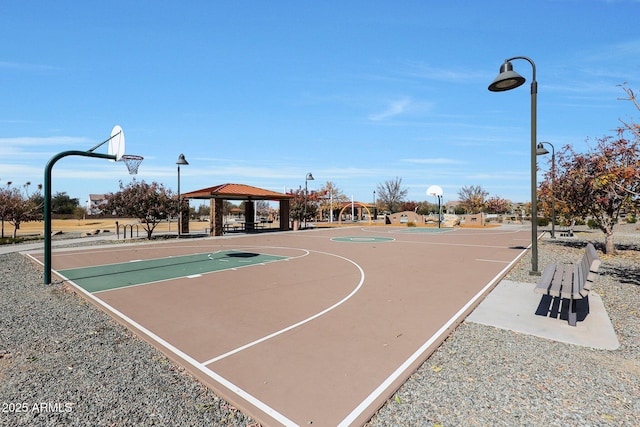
541;86;640;254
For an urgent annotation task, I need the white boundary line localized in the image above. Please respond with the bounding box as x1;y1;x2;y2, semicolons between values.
337;243;531;426
25;252;299;426
26;229;533;426
27;244;366;427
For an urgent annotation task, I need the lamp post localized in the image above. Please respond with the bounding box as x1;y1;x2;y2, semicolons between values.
176;153;189;237
373;190;376;222
489;56;540;275
537;141;556;238
304;172;314;228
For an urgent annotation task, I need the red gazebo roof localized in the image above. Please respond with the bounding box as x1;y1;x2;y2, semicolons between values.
181;183;292;201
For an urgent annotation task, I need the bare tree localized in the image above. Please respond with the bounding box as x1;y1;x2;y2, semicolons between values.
376;177;408;213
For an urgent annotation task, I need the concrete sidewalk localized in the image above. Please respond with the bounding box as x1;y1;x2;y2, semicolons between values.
467;279;620;350
0;234;118;255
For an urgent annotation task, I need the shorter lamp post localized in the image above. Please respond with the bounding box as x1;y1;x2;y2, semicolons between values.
537;142;556;238
304;172;314;228
373;190;376;222
176;153;189;237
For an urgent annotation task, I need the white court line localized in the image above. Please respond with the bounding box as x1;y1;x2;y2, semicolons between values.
72;278;297;425
90;249;310;294
337;244;530;426
201;249;365;365
476;258;511;264
24;252;298;426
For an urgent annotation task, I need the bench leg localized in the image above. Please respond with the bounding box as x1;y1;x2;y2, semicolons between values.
575;296;590;322
568;299;577;326
567;297;590;326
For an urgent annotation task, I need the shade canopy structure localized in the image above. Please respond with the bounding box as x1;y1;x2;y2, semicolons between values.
181;183;293;235
182;183;292;201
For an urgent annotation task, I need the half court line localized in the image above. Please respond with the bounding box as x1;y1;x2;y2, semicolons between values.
201;249;366;366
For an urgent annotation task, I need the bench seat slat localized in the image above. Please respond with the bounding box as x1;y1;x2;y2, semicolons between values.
554;265;573;298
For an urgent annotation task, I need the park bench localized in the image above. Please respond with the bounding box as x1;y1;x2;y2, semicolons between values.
534;243;601;326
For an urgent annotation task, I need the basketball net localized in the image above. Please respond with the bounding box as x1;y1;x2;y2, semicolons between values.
120;155;144;175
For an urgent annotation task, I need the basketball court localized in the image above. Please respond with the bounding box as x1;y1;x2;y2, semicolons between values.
27;225;532;426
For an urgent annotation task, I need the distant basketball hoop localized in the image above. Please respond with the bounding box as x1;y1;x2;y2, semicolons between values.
120;154;144;175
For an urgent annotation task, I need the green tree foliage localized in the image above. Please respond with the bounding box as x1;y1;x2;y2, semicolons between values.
376;177;407;213
0;181;44;238
104;180;178;239
51;192;79;214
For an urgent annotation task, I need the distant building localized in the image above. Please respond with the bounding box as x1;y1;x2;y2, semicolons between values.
444;200;462;214
86;194;108;215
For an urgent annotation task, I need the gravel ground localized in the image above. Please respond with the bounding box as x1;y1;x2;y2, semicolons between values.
368;224;640;427
1;226;639;426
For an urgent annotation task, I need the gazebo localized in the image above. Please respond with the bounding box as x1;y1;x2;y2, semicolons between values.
181;183;292;236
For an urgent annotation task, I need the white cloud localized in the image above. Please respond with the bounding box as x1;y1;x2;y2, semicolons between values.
368;97;412;121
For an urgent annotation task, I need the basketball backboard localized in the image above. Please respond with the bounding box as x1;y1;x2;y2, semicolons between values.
108;125;125;161
427;185;443;197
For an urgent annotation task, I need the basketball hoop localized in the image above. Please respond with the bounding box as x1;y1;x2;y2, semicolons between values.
120;154;144;175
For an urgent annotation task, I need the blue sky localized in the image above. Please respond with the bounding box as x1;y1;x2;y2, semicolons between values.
2;1;639;208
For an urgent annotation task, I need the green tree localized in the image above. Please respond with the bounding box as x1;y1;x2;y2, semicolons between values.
51;192;79;214
376;177;407;213
104;180;178;239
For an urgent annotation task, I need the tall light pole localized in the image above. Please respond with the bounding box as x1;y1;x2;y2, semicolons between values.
176;153;189;237
537;141;556;238
489;56;540;275
304;172;314;228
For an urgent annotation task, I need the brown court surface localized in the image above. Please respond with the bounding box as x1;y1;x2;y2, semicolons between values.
27;225;532;426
